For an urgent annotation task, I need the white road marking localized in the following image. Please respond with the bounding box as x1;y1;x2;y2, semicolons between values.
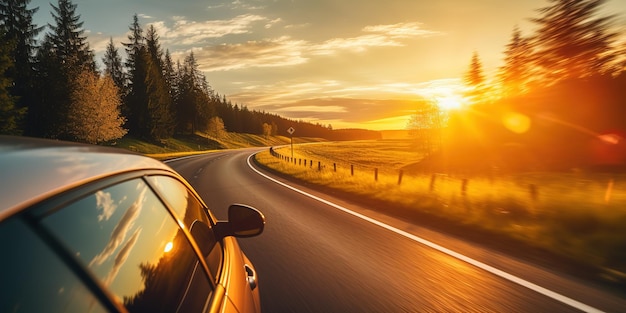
246;154;604;313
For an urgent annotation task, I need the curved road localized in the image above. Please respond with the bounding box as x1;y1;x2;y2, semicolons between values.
167;149;626;312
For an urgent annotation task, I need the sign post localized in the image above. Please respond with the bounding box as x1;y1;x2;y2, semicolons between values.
287;127;295;159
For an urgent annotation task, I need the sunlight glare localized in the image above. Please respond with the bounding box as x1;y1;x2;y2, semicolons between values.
436;96;463;111
164;242;174;253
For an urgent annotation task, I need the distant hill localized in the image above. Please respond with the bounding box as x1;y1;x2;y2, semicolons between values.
381;130;411;140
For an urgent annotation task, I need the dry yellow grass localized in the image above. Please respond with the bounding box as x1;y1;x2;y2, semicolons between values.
256;141;626;277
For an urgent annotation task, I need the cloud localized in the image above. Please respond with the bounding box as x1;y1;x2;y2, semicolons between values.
186;21;440;71
102;228;142;287
262;97;422;125
312;34;402;54
363;22;442;38
231;0;265;10
96;191;116;222
312;22;441;55
285;23;311;29
138;13;153;19
89;185;147;268
184;36;308;72
276;105;347;113
157;14;267;46
265;18;282;29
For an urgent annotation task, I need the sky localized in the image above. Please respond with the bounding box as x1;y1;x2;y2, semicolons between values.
28;0;626;130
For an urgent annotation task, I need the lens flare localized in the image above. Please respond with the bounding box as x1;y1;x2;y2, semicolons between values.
502;112;531;134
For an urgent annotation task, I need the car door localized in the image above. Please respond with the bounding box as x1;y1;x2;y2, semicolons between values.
146;175;261;313
24;175;215;312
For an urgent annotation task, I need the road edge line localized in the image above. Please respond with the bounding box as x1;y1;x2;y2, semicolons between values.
246;154;603;313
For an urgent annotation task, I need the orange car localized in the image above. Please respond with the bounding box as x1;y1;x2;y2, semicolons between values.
0;136;264;313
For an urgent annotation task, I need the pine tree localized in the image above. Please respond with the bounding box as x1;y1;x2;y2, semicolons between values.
531;0;618;81
498;26;533;97
47;0;95;73
122;14;147;137
67;69;127;144
33;0;96;139
463;51;488;104
0;0;42;133
145;25;163;71
465;51;485;86
175;52;214;134
163;50;177;100
31;36;63;137
102;38;126;95
145;24;174;140
163;50;178;134
0;29;26;134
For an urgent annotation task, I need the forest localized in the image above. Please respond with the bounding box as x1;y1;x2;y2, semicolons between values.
0;0;381;144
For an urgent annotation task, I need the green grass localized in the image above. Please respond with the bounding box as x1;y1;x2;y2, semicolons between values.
256;141;626;279
113;132;324;160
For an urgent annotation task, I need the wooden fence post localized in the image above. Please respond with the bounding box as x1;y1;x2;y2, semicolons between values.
604;179;614;204
529;184;538;202
374;168;378;181
429;174;436;192
334;163;337;172
351;164;354;176
461;178;468;196
318;161;321;171
397;170;404;185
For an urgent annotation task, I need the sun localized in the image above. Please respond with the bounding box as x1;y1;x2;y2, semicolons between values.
436;95;464;111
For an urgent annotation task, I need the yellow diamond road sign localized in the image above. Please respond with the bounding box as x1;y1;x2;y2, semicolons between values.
287;127;295;135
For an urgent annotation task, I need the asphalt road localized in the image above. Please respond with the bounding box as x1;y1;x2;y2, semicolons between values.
167;149;626;313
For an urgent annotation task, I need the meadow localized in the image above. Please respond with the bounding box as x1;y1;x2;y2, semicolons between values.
255;140;626;281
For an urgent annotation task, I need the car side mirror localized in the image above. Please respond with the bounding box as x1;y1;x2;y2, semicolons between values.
216;204;265;239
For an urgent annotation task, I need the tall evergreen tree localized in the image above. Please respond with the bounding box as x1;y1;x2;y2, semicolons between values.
0;29;26;134
145;25;163;71
175;52;214;134
163;49;178;133
33;0;95;138
31;36;63;137
47;0;95;73
163;50;177;95
144;24;174;139
531;0;618;81
465;51;485;86
0;0;42;133
498;26;533;97
122;14;146;137
464;51;488;104
102;38;126;95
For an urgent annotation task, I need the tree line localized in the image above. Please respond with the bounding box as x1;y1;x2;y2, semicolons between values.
0;0;380;143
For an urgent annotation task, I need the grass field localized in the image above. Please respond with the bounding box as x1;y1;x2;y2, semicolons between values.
114;132;322;159
256;140;626;280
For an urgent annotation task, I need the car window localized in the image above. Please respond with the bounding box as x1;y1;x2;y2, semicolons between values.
39;178;213;312
0;217;108;313
147;175;223;279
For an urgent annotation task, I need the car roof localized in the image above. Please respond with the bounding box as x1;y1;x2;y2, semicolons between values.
0;136;175;221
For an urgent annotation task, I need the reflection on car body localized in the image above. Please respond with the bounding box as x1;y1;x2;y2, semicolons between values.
0;136;264;313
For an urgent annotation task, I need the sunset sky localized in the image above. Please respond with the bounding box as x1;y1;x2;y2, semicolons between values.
29;0;626;130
